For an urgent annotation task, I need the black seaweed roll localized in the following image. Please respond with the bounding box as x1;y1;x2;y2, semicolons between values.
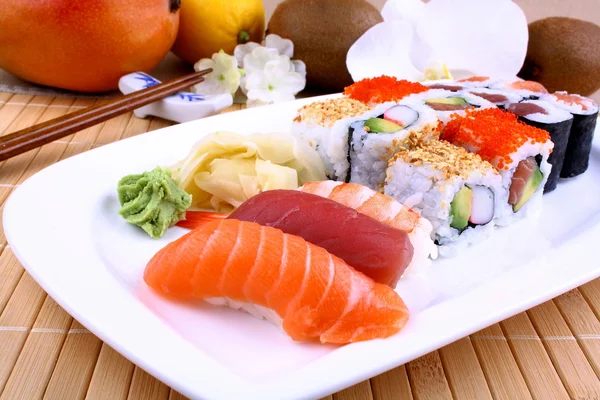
540;92;599;178
506;100;573;193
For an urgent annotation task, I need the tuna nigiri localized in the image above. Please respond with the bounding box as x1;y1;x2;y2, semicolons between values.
226;190;413;287
144;219;410;344
299;181;438;269
177;181;437;273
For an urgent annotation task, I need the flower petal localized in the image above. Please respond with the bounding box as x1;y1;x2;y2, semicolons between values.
346;21;427;82
265;34;294;58
415;0;528;78
381;0;425;22
291;60;307;76
234;42;260;66
243;47;280;73
192;51;241;95
194;58;215;72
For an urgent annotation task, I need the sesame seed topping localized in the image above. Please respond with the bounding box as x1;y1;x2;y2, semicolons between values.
295;98;372;127
391;139;498;180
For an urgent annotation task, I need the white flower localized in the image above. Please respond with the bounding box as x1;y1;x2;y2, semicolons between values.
192;50;243;95
232;34;306;105
234;42;260;66
264;34;294;58
347;0;529;82
243;47;281;73
291;60;307;76
244;58;306;107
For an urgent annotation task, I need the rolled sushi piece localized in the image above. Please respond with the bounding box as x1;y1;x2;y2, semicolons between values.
464;88;524;109
384;139;505;257
539;92;599;178
442;108;554;226
348;102;441;190
402;89;497;124
506;100;573;193
343;75;429;106
423;79;466;92
455;76;504;88
292;97;375;181
490;79;549;100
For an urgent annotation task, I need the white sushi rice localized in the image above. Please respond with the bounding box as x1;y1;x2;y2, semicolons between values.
205;297;283;327
349;103;440;191
384;143;506;257
291;98;386;182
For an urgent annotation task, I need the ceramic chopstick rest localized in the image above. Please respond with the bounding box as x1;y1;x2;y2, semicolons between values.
118;72;233;123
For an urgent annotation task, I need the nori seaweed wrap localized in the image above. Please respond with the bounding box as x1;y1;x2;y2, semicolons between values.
540;92;599;178
506;100;573;193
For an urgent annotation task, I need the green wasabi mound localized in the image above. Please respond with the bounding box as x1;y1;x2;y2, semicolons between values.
117;167;192;239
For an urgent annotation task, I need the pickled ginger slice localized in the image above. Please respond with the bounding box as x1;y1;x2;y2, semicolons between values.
172;131;327;212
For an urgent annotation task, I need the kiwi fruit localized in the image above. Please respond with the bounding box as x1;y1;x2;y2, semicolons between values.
267;0;383;91
518;17;600;96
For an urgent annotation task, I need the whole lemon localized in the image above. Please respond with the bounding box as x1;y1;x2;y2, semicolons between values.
172;0;265;64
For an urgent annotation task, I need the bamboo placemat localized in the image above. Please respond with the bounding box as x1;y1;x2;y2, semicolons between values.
0;93;600;400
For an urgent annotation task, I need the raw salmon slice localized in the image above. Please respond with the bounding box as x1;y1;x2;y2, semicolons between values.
144;219;410;344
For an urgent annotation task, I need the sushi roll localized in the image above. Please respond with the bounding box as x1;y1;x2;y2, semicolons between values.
490;79;549;100
343;75;429;106
423;79;466;92
539;92;599;178
464;88;524;109
505;100;573;193
348;102;441;190
292;97;375;181
384;140;505;256
402;89;497;124
455;76;504;88
442;108;554;226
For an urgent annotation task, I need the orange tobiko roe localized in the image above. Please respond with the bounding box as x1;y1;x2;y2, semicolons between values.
343;76;429;105
442;108;552;170
0;0;180;93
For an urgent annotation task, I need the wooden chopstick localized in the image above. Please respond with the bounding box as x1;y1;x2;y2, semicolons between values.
0;68;213;162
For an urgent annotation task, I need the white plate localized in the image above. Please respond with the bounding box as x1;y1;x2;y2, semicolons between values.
4;95;600;400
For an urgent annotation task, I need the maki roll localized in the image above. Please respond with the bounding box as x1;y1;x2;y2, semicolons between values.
505;100;573;193
540;92;599;178
403;89;497;124
442;108;554;226
384;140;505;257
455;76;503;88
348;103;440;190
343;76;429;106
465;88;524;109
292;97;374;181
423;79;466;92
490;79;548;100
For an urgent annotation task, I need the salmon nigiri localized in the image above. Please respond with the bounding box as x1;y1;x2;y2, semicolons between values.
144;219;409;344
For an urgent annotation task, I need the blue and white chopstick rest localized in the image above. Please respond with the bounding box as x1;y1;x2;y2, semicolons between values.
118;72;233;123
